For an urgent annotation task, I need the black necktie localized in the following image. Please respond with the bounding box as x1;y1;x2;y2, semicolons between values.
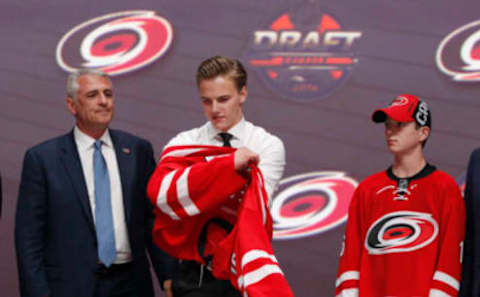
218;132;233;147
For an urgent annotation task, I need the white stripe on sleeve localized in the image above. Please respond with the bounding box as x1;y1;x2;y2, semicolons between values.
176;167;200;216
157;170;180;220
335;288;359;297
161;147;205;160
429;288;452;297
335;271;360;288
241;250;278;268
433;270;459;291
238;264;283;289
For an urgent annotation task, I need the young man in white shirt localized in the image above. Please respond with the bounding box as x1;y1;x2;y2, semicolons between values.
155;56;286;297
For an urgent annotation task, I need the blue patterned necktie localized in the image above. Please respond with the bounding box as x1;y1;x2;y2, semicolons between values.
93;140;116;267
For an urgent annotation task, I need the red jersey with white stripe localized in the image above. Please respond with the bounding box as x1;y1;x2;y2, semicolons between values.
336;165;465;297
147;145;294;297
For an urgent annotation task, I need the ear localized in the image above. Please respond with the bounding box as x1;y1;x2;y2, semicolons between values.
66;97;77;116
239;86;247;104
419;126;430;142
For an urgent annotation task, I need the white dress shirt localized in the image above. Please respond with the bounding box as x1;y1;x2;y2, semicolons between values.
165;118;286;200
74;126;132;264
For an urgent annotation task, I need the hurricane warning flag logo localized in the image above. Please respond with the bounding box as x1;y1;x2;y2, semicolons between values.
365;211;438;255
56;10;173;75
271;171;358;240
244;6;362;101
436;20;480;81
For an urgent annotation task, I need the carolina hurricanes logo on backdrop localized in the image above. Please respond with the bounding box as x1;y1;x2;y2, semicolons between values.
271;171;358;240
365;211;438;254
436;20;480;81
56;10;173;75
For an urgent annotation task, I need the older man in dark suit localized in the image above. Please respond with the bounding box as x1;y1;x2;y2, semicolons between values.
15;69;173;297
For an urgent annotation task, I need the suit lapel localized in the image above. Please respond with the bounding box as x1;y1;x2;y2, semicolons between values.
110;130;133;223
60;131;95;231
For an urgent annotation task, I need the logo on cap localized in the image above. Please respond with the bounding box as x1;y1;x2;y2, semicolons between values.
56;10;173;75
391;96;409;107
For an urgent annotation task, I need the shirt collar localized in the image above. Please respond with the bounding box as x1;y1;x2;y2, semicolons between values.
386;163;436;182
206;117;246;142
73;126;112;151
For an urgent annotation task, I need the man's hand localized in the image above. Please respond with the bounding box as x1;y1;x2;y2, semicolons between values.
163;279;173;297
234;147;259;172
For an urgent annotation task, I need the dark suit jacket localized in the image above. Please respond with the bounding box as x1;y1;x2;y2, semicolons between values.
15;129;173;297
460;148;480;297
0;172;2;219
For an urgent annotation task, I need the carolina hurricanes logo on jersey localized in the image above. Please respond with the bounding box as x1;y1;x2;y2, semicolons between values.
271;171;358;240
365;211;438;254
56;10;173;75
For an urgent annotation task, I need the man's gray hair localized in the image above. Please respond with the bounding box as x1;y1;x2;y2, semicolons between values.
66;69;110;99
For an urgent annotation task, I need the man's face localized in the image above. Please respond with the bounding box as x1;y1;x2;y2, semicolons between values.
384;117;428;155
67;74;114;136
199;75;246;132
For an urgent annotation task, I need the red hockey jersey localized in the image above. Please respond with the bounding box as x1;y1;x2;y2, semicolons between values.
147;145;294;297
336;165;465;297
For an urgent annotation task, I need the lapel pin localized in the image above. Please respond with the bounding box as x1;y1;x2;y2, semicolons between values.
122;148;131;155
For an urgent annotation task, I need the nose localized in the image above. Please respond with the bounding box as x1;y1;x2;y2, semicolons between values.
211;100;219;113
385;124;394;136
98;93;108;105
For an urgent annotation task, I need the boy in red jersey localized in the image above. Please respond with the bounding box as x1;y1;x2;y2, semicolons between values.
335;94;465;297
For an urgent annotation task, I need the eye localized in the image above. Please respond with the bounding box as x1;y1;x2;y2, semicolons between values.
385;121;403;129
86;91;98;98
104;90;113;97
217;96;230;103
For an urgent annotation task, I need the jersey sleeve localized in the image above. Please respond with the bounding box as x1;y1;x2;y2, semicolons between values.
335;185;365;297
429;181;465;297
147;149;248;223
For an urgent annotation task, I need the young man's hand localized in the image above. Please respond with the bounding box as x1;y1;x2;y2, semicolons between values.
163;279;173;297
234;147;259;172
